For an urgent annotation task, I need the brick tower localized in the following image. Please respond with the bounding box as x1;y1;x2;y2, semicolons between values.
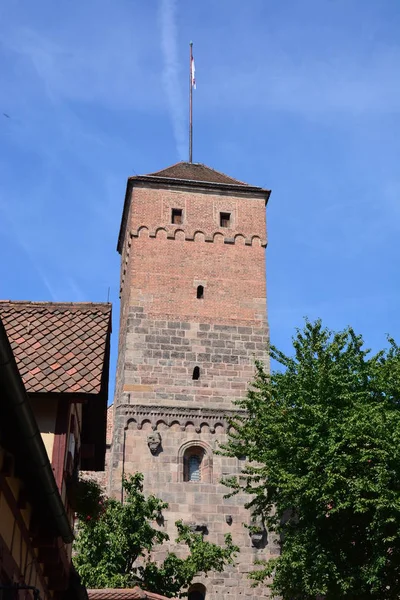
109;161;274;600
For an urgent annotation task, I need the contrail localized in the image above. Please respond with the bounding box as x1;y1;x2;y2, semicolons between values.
159;0;186;160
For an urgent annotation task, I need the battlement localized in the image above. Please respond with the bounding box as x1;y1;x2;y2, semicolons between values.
117;162;270;254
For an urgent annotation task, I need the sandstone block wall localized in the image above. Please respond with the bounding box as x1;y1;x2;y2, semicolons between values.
119;311;268;409
109;406;278;600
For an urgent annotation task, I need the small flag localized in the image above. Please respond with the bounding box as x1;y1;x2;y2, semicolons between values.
191;56;196;89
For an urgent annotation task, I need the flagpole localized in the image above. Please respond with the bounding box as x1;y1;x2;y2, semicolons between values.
189;41;193;163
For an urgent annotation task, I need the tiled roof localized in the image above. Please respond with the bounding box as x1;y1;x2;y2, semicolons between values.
144;161;251;186
0;301;111;394
87;588;172;600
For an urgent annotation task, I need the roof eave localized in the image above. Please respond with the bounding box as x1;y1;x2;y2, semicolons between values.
117;178;134;254
0;319;74;543
80;315;111;471
128;174;270;195
0;300;112;312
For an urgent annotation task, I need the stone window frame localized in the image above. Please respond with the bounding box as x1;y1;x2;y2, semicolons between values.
178;440;213;484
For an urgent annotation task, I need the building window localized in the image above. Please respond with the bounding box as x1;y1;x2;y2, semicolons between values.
219;212;231;228
196;285;204;299
192;366;200;380
179;442;212;483
172;208;183;224
188;584;206;600
184;447;205;482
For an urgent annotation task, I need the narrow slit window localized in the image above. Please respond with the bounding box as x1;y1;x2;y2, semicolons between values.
220;212;231;228
171;208;183;224
196;285;204;299
192;366;200;380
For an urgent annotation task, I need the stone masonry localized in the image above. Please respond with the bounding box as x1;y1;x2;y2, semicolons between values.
108;162;276;600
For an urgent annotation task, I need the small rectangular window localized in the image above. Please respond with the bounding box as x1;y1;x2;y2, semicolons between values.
220;212;231;228
172;208;183;224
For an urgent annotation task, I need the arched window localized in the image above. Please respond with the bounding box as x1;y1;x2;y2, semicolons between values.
179;441;213;483
196;285;204;299
184;447;205;482
188;583;206;600
192;366;200;380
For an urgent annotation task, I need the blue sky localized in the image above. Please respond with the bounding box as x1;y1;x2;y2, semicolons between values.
1;0;400;399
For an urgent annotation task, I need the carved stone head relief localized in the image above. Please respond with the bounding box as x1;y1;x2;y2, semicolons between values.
250;513;267;548
147;431;162;454
188;522;208;535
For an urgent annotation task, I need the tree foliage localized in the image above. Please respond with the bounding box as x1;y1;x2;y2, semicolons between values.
74;473;238;597
222;319;400;599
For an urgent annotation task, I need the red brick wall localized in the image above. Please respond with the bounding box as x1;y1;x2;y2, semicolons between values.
128;184;267;243
130;232;266;325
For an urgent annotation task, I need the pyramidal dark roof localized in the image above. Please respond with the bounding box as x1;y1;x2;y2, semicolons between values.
145;161;250;186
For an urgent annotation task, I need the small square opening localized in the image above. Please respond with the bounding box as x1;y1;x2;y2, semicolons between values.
172;208;183;224
220;212;231;228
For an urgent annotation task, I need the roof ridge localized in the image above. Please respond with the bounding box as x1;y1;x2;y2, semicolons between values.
87;588;172;600
0;300;111;311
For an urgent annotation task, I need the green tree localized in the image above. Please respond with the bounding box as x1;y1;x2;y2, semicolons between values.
74;473;238;597
223;320;400;599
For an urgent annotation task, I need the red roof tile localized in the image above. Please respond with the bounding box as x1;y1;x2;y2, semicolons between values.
87;588;172;600
0;301;111;395
144;161;250;186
